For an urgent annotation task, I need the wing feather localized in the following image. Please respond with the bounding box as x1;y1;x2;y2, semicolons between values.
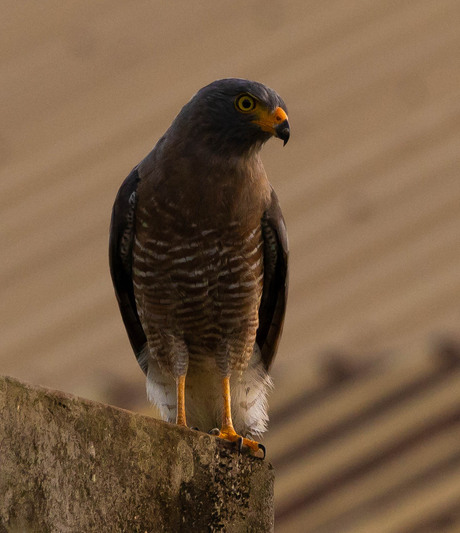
257;187;289;370
109;167;148;372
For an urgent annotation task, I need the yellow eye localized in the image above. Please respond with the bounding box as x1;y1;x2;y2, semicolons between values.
235;94;256;113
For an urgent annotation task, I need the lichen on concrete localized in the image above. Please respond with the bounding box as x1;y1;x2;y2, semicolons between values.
0;375;274;532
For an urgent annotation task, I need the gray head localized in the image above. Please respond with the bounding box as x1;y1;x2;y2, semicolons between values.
169;78;290;156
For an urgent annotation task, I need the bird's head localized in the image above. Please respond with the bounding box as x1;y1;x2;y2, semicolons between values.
170;78;290;156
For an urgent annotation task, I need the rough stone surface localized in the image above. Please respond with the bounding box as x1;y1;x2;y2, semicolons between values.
0;375;274;532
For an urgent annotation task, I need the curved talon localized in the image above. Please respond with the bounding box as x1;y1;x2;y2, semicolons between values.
258;443;266;460
191;427;200;431
237;436;244;453
209;428;220;436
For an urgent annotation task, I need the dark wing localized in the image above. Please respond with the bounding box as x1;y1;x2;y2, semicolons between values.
257;187;289;370
109;167;148;373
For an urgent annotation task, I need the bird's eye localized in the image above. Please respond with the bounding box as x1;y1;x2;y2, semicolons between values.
235;94;256;113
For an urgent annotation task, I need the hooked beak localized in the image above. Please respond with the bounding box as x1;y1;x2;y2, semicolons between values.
275;119;290;146
252;106;290;146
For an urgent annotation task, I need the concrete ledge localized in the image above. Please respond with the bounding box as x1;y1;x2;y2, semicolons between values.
0;375;274;532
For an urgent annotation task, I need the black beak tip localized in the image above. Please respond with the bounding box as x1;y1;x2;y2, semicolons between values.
275;120;290;146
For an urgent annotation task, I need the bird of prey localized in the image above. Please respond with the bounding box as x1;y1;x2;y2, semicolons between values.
109;78;289;456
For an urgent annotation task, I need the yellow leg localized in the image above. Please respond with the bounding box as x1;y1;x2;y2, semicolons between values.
218;376;264;457
221;375;233;431
176;375;187;427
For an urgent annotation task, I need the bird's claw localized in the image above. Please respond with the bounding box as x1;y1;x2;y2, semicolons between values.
212;428;266;459
236;436;265;459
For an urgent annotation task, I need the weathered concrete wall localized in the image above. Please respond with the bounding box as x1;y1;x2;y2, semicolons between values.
0;375;274;532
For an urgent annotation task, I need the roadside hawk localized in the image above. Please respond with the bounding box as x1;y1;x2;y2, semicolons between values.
109;78;289;456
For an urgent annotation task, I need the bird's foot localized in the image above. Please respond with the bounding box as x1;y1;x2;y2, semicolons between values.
213;426;265;459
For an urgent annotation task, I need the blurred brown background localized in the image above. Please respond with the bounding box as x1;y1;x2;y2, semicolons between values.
1;1;460;531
